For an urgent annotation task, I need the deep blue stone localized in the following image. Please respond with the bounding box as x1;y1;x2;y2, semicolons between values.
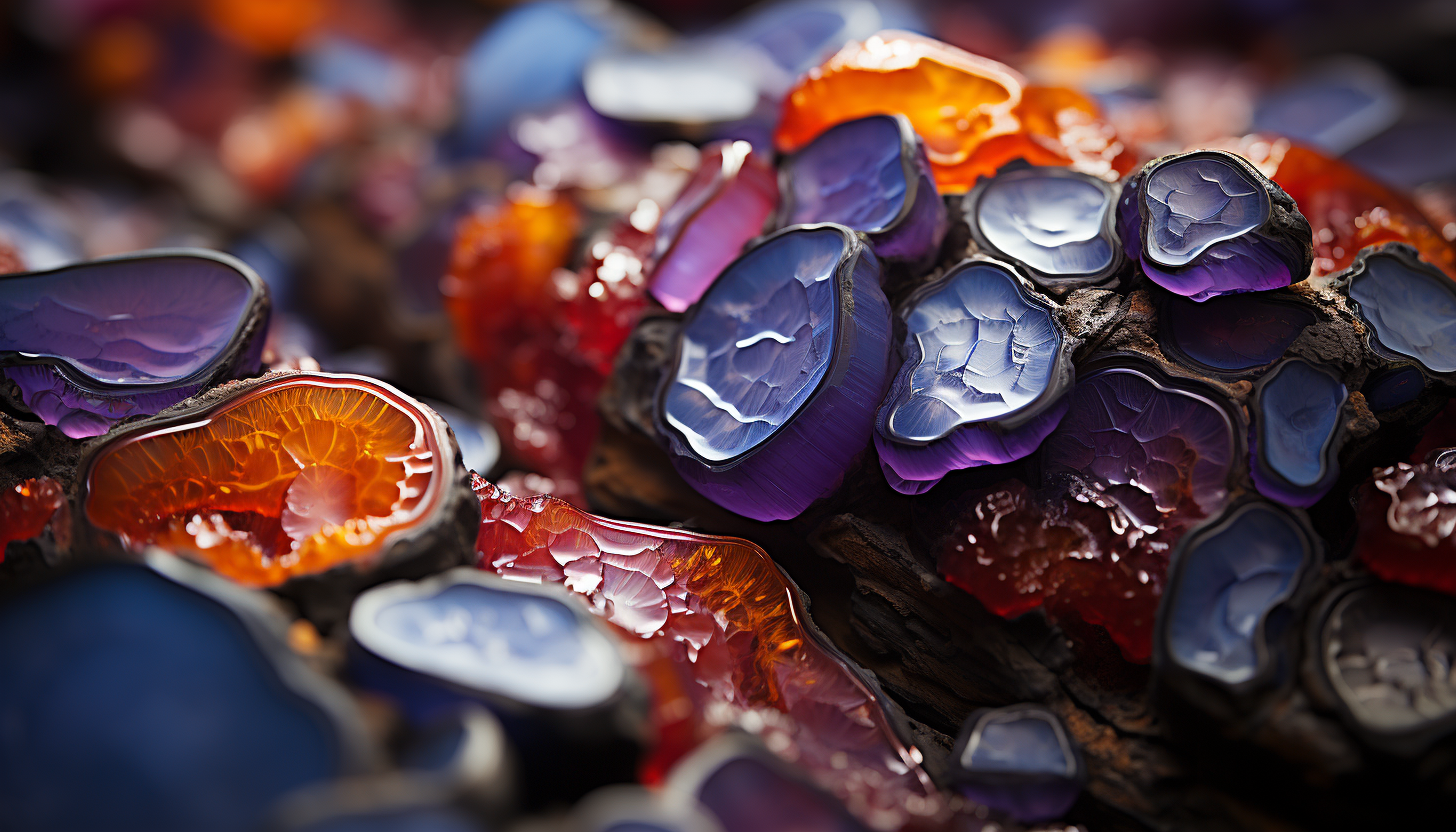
1363;365;1425;412
1347;248;1456;375
1142;154;1270;269
1159;293;1315;373
971;166;1117;284
1253;359;1346;502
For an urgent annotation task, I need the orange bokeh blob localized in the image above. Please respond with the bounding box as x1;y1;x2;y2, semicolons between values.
202;0;333;55
0;478;66;561
1205;134;1456;279
82;374;449;587
775;31;1133;192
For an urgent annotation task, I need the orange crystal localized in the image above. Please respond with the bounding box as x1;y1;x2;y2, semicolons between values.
0;478;66;562
81;374;450;588
471;476;942;830
775;31;1133;192
1205;134;1456;279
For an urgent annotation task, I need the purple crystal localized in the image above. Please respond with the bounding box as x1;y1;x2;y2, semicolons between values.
949;705;1085;823
1118;151;1312;302
1159;501;1316;689
1362;365;1425;412
649;141;780;313
874;259;1070;493
1041;358;1238;518
668;736;869;832
1318;583;1456;755
656;224;892;521
1250;359;1346;507
778;114;946;270
1344;244;1456;375
1158;292;1316;374
0;249;269;438
967;165;1122;291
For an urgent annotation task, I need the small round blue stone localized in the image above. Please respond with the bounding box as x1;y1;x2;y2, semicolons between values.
1257;359;1346;489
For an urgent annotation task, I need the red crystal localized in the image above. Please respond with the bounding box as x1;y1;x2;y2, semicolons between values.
0;478;66;562
1356;461;1456;595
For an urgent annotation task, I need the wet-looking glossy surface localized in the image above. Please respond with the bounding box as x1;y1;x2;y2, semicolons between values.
1142;154;1269;268
782;115;909;234
1348;249;1456;374
974;167;1116;280
1254;359;1345;501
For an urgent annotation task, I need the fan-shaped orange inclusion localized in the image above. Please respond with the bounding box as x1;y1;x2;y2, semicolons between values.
83;374;447;587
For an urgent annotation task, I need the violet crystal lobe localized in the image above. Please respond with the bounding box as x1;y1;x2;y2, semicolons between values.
1158;501;1318;693
1343;243;1456;376
778;114;947;270
874;258;1071;494
656;224;892;521
966;165;1124;292
0;248;269;438
1250;358;1347;507
1117;150;1313;302
948;704;1086;823
1158;292;1316;376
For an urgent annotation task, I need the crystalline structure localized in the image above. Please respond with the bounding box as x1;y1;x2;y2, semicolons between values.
1318;583;1456;753
1159;293;1315;374
1356;460;1456;596
0;251;269;438
472;477;938;830
1346;246;1456;375
949;705;1084;823
1141;154;1269;268
81;373;454;588
774;31;1132;192
0;477;65;560
1250;359;1346;507
1160;502;1313;687
969;166;1119;290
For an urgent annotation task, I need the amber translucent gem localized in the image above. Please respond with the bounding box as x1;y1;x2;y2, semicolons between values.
0;478;65;561
775;31;1132;192
82;374;449;588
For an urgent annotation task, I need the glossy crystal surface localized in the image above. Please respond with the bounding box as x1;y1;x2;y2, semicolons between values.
1142;154;1269;268
0;477;64;559
472;477;936;829
1159;293;1315;373
952;706;1082;823
1348;250;1456;374
1356;461;1456;595
1163;503;1309;685
883;261;1062;443
782;115;909;234
661;227;843;462
974;167;1116;280
688;753;869;832
83;374;449;588
1253;359;1345;504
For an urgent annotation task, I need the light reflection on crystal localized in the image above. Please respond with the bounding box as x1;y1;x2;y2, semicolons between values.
1142;154;1269;268
1347;247;1456;375
972;166;1117;283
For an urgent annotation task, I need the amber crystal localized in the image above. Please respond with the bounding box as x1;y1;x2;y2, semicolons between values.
0;478;65;561
471;475;940;829
775;31;1132;193
81;374;452;588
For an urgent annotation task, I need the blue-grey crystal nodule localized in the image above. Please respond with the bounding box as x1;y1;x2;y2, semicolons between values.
1349;252;1456;374
962;712;1074;776
1160;293;1315;372
976;168;1115;277
1166;504;1307;685
1143;155;1270;268
785;115;908;235
1259;360;1346;488
662;228;844;462
885;262;1061;443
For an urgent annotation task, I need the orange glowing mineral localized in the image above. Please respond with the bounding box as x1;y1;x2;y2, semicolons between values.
81;374;450;588
0;478;66;561
775;31;1133;192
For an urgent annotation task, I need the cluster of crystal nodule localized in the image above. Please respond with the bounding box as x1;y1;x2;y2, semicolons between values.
1250;359;1347;507
81;373;451;588
471;476;938;829
948;705;1085;823
967;165;1122;291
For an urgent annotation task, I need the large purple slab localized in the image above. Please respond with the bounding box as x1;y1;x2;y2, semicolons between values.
1249;358;1346;507
1158;292;1316;375
0;249;269;437
874;258;1071;494
655;224;892;521
777;114;946;271
966;165;1124;293
948;705;1085;823
1342;243;1456;376
1117;151;1313;302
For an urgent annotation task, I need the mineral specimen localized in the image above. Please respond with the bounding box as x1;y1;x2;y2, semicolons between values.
1361;365;1426;412
964;164;1124;292
947;705;1085;823
0;249;270;438
655;224;892;520
0;476;65;560
1356;459;1456;596
874;258;1071;494
1157;292;1316;375
776;114;946;270
1249;359;1347;507
1342;243;1456;376
1117;150;1314;301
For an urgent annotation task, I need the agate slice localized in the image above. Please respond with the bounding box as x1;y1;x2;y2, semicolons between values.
1117;150;1314;301
655;225;892;521
874;258;1071;494
1342;243;1456;376
0;556;371;832
0;249;270;438
1158;501;1318;697
1158;292;1316;376
948;705;1085;823
1355;460;1456;596
965;165;1124;292
1249;359;1347;507
473;478;938;829
1316;582;1456;755
77;373;477;615
776;114;946;270
649;141;779;313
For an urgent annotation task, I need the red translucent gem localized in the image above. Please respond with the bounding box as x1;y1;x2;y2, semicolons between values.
0;478;66;561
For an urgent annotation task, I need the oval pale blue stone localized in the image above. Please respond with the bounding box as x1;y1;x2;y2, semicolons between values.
883;262;1062;443
1164;503;1309;685
962;711;1075;776
1348;250;1456;374
1160;293;1315;373
1257;359;1346;488
783;115;908;234
661;227;844;462
1142;154;1270;269
975;167;1115;278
